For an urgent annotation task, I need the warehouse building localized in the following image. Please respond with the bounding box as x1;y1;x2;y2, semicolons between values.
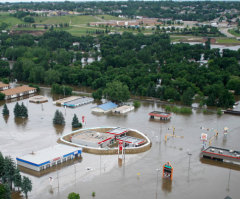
16;144;82;172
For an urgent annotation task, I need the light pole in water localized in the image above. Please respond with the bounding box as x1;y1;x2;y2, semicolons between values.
155;168;161;199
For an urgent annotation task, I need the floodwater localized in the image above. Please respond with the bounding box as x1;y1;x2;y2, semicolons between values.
0;88;240;199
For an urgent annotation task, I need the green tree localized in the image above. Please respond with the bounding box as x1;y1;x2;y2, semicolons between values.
181;87;195;106
21;103;28;118
68;192;80;199
104;81;130;103
2;104;9;116
3;156;16;190
133;100;141;108
0;152;4;179
13;168;22;191
72;114;82;128
53;110;65;125
14;102;21;117
0;184;11;199
92;89;102;100
21;176;32;199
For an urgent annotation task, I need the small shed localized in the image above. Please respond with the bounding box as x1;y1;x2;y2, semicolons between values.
92;102;118;113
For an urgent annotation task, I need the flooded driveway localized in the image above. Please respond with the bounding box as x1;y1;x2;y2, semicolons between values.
0;88;239;199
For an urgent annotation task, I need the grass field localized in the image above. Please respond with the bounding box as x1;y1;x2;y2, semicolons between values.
33;15;99;25
216;37;240;44
0;15;23;27
98;15;127;21
228;29;240;37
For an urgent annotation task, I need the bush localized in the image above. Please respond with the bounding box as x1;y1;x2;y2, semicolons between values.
133;100;141;108
164;105;192;114
217;108;222;116
0;93;5;100
68;192;80;199
29;84;40;92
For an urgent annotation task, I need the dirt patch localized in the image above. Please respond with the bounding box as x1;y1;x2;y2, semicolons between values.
10;30;47;36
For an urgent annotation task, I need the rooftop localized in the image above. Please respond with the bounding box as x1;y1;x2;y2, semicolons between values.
72;131;114;145
17;144;81;166
106;127;129;136
1;85;36;96
63;97;94;107
203;146;240;158
149;111;171;117
0;82;9;88
96;101;117;111
53;96;81;105
117;136;145;145
113;105;134;112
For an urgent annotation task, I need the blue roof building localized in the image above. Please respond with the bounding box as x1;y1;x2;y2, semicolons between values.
92;101;118;113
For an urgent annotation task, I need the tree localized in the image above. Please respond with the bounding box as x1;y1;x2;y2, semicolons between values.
0;152;4;179
2;104;9;116
0;184;11;199
181;87;195;106
13;168;22;191
68;192;80;199
21;176;32;199
3;156;16;190
53;110;65;125
72;114;82;128
21;103;28;118
133;100;141;108
92;89;102;100
14;102;21;118
104;81;130;103
14;102;28;118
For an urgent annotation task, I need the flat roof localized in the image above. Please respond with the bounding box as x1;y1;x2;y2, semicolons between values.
96;102;117;111
72;131;114;145
53;96;81;105
29;95;48;102
113;105;134;112
117;136;145;145
17;144;81;166
203;146;240;157
149;111;171;117
1;85;36;96
0;82;9;88
64;97;94;106
106;127;129;136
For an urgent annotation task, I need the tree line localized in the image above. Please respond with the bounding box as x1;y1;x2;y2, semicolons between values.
0;152;32;199
1;1;239;22
0;30;240;107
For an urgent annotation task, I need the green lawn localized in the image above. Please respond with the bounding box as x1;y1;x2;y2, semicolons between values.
216;37;240;44
0;15;23;26
97;15;127;21
228;29;240;37
34;15;99;25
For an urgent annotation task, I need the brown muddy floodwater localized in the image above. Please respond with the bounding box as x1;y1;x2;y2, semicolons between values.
0;88;240;199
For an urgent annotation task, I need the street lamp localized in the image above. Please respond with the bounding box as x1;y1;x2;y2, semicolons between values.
155;168;161;199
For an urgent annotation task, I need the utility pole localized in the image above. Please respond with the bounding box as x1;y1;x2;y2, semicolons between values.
155;168;161;199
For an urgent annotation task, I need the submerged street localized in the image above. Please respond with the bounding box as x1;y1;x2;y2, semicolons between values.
0;88;240;199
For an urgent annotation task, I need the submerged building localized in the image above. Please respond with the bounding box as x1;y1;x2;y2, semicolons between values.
16;144;82;172
1;85;36;100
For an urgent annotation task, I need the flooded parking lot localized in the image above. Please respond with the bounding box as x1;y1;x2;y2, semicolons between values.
0;88;240;199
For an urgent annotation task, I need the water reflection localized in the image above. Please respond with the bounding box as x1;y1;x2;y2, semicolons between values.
161;178;172;194
14;117;28;128
3;115;9;124
53;124;65;134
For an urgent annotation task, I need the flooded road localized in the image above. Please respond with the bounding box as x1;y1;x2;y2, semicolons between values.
0;88;240;199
